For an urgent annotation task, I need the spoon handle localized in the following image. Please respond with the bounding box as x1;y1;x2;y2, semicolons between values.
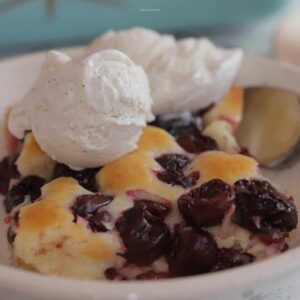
236;55;300;95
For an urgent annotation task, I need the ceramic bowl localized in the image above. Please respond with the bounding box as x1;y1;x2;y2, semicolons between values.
0;48;300;300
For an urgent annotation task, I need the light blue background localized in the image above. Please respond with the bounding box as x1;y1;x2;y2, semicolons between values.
0;0;287;47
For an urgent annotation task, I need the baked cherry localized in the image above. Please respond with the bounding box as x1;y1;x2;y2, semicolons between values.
53;163;99;192
168;225;218;276
116;204;171;266
0;154;19;195
156;154;190;173
155;153;198;188
178;179;234;227
233;180;298;237
134;199;171;220
177;129;218;153
72;194;113;232
157;171;199;188
150;112;202;138
4;175;45;213
72;194;113;218
212;247;255;271
88;211;112;232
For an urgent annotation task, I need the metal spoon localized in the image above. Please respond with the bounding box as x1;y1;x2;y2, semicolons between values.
235;56;300;169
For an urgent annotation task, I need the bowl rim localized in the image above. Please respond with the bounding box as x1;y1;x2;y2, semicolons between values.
0;246;300;298
1;47;300;299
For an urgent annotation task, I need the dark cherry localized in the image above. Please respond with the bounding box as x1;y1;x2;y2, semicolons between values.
176;129;218;154
72;194;113;218
212;247;255;271
157;170;199;188
168;225;219;276
155;153;198;188
134;199;171;220
156;154;190;173
88;211;112;232
4;175;45;213
53;163;100;192
7;226;16;245
116;205;171;266
136;271;169;280
0;154;19;195
178;179;234;227
233;180;298;236
150;112;202;138
105;268;127;281
72;194;113;232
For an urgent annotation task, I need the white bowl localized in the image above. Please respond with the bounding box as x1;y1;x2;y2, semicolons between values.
1;48;300;300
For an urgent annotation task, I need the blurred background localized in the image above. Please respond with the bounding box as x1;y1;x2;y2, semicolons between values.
0;0;300;64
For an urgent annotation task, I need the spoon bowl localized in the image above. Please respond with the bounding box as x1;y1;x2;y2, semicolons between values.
235;56;300;168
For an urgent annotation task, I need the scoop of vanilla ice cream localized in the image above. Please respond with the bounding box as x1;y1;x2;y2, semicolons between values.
9;49;153;169
86;27;176;69
147;38;243;114
86;29;243;115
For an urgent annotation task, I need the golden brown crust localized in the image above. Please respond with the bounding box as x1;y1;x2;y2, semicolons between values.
17;177;84;235
188;151;258;185
98;148;184;201
16;133;55;180
15;258;38;272
204;86;244;129
98;126;258;200
15;178;121;279
202;120;241;154
98;126;185;201
138;126;183;153
96;126;183;200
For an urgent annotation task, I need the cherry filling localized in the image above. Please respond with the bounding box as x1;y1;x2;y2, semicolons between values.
168;224;218;276
157;170;199;188
232;180;298;237
53;163;100;192
88;211;112;232
176;129;218;154
72;194;113;232
155;153;199;188
0;154;19;195
116;203;171;266
178;179;234;227
4;175;46;213
0;120;296;279
212;247;255;271
150;113;202;138
134;199;171;220
156;154;190;173
150;112;218;154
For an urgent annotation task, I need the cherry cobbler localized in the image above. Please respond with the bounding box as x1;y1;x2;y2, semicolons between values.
1;87;297;280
